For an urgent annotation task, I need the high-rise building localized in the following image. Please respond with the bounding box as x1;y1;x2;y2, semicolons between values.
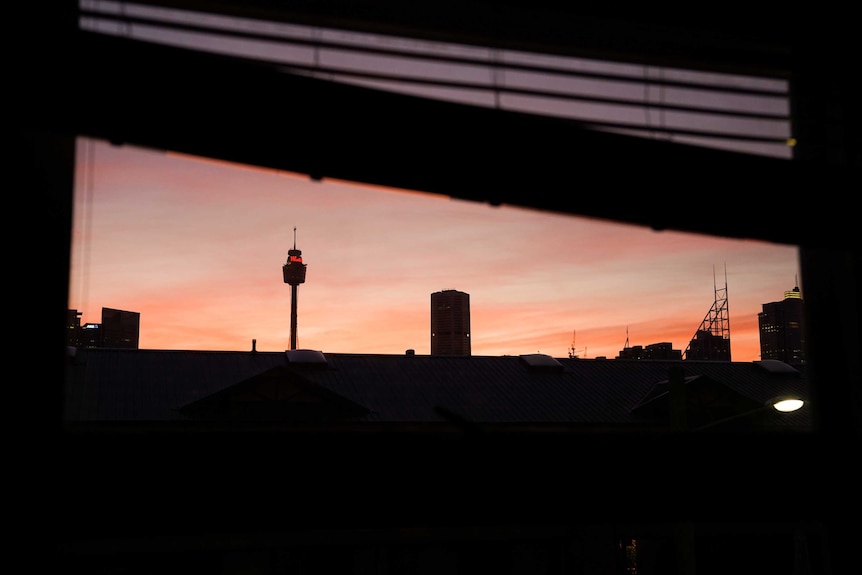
758;284;806;365
431;289;471;356
101;307;140;349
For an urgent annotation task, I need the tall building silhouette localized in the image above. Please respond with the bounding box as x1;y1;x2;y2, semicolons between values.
431;289;471;356
758;282;806;365
101;307;140;349
66;307;139;349
618;342;682;360
66;309;84;347
282;227;307;351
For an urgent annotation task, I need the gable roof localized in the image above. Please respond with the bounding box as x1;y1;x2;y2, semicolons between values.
176;364;371;422
64;348;811;432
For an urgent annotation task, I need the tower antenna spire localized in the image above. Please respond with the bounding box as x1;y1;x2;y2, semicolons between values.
293;226;297;250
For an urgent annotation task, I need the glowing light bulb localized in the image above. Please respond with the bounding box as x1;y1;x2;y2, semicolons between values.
773;398;804;412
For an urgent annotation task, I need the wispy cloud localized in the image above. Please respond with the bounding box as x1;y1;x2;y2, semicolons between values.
70;138;801;360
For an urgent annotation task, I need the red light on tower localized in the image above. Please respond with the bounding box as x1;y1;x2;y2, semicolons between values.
283;227;307;350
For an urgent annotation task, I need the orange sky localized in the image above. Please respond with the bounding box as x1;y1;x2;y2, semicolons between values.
69;137;801;361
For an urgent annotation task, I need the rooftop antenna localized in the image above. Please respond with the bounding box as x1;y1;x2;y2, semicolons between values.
683;263;731;360
785;274;803;299
282;226;308;350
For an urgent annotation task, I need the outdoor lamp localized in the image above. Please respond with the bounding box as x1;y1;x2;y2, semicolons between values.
695;395;806;431
769;396;805;413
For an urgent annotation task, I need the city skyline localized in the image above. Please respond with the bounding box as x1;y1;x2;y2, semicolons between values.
70;137;801;360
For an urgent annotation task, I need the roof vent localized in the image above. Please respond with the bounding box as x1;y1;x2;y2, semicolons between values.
285;349;328;365
753;359;800;375
519;353;564;373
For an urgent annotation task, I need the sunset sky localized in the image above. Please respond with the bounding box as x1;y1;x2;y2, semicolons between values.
69;137;801;360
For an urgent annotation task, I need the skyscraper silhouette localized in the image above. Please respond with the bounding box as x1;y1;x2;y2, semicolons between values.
758;282;806;365
431;289;471;356
100;307;140;349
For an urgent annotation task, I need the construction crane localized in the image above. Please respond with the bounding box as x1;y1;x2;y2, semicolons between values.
568;329;586;359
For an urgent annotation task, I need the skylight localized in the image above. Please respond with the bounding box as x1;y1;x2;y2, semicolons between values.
519;354;564;372
285;349;328;365
753;359;801;375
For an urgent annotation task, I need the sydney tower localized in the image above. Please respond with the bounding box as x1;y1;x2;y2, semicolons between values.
282;227;307;350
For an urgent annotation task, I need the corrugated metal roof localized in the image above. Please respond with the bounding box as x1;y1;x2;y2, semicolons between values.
63;348;811;430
